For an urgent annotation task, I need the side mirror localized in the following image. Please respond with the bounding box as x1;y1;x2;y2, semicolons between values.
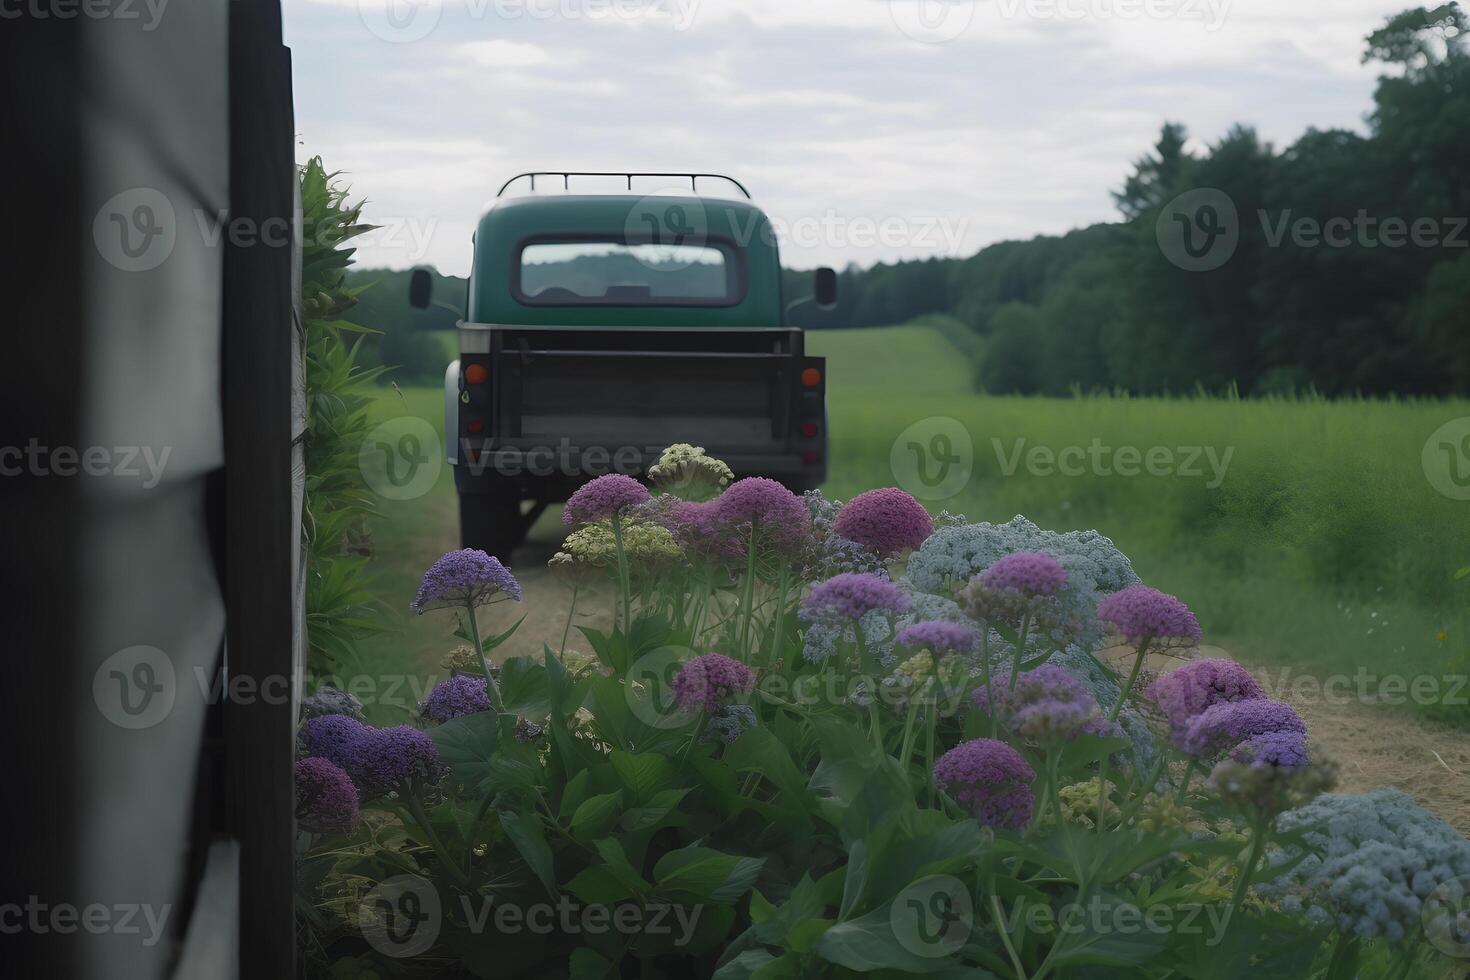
813;267;837;309
409;268;432;310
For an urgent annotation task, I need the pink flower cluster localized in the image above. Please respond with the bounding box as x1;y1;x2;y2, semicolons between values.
831;488;934;556
671;653;757;714
980;552;1069;597
1097;585;1201;647
562;474;651;527
932;738;1036;830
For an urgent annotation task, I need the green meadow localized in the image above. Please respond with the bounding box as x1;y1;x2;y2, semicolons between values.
357;325;1470;727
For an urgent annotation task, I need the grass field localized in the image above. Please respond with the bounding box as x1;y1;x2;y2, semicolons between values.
352;325;1470;729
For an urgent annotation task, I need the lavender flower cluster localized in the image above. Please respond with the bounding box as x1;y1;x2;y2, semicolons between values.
299;714;448;799
410;548;523;612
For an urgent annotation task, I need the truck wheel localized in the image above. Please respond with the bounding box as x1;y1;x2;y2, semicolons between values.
459;490;526;560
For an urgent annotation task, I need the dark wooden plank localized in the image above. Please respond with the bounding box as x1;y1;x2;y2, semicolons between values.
223;3;297;976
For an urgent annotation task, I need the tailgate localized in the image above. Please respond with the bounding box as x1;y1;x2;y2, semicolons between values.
457;324;826;480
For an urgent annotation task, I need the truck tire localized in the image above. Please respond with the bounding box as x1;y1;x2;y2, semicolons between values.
459;489;526;559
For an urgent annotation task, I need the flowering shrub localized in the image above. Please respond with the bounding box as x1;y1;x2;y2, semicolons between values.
296;453;1468;979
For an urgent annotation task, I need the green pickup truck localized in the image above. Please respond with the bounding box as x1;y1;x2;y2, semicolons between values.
410;172;836;558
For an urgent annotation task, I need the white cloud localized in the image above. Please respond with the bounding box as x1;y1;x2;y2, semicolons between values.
283;0;1413;274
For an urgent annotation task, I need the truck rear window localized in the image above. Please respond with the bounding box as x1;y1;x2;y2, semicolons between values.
515;240;743;307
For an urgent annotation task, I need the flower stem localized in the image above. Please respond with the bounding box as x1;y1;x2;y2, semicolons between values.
1107;637;1151;724
1222;813;1270;935
610;513;633;633
403;792;470;890
463;602;504;713
769;561;790;668
558;584;579;658
738;517;760;660
1008;614;1031;692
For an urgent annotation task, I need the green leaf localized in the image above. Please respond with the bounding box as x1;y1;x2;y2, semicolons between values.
497;808;558;898
568;948;614;980
814;903;967;974
711;951;779;980
620;787;692;833
429;711;500;796
654;847;765;904
609;750;676;804
499;656;551;720
565;866;634;906
571;791;623;841
592;838;650;895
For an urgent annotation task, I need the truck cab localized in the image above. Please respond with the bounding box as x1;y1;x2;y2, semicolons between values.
410;172;834;558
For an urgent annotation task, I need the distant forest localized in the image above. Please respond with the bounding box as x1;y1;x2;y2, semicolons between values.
350;5;1468;396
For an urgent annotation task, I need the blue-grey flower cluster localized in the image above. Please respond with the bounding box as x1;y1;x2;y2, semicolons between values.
301;686;364;721
703;703;759;745
1260;789;1470;943
905;516;1139;652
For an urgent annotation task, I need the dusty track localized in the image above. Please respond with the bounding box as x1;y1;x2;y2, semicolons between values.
1105;645;1470;836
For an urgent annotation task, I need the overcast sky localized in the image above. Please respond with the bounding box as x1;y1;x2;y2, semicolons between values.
284;0;1411;275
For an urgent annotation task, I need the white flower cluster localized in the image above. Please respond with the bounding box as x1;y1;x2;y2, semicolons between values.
1260;789;1470;943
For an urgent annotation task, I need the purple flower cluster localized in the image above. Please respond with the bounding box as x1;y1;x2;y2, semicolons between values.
1230;730;1310;769
666;498;746;563
299;715;448;798
671;653;757;714
1146;658;1265;738
1180;699;1307;760
295;757;360;835
831;488;934;556
972;665;1108;744
932;738;1036;830
711;477;811;550
562;474;651;527
411;549;523;613
1097;585;1201;647
800;573;911;623
419;674;492;724
980;552;1069;598
895;620;978;654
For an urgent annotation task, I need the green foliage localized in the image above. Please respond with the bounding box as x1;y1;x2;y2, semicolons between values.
300;157;391;672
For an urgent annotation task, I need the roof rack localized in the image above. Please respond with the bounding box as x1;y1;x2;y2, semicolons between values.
496;172;752;200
